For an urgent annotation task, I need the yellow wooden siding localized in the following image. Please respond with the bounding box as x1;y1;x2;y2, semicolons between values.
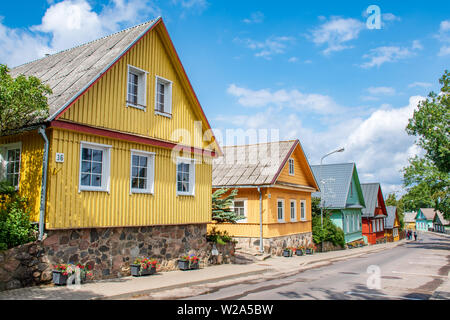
277;144;315;187
0;131;44;222
209;186;312;238
60;24;211;151
45;128;212;229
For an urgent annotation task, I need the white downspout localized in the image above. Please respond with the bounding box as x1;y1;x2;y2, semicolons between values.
38;126;49;241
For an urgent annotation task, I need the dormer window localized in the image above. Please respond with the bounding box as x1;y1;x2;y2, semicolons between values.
155;75;172;117
288;158;294;175
127;65;148;110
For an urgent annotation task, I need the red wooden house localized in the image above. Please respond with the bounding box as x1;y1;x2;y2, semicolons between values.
361;183;387;244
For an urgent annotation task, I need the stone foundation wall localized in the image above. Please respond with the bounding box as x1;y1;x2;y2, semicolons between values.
0;224;235;291
234;232;313;256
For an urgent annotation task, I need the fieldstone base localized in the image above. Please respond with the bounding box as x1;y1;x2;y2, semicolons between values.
0;224;235;291
234;232;313;256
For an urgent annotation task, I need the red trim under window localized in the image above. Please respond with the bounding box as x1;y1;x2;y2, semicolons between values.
49;120;216;157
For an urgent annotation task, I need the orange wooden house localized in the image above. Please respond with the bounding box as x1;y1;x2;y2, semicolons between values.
208;140;320;255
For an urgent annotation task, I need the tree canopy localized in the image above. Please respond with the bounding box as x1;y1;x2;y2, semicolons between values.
212;188;240;223
0;64;51;136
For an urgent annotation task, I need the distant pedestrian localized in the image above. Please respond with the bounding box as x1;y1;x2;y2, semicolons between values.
414;231;417;241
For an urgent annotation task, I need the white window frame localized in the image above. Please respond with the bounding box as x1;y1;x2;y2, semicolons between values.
176;157;195;196
0;142;22;189
127;65;148;110
300;200;307;221
290;199;297;222
288;158;295;176
233;198;248;223
130;150;155;195
277;199;285;223
346;215;350;233
155;75;173;118
79;141;111;193
372;220;376;233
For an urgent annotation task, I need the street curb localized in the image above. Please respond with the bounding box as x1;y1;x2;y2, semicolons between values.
96;267;274;300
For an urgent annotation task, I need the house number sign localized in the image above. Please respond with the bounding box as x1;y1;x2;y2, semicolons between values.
55;153;65;163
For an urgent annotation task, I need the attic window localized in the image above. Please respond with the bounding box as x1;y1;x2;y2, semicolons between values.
288;158;294;175
127;65;148;110
155;75;172;117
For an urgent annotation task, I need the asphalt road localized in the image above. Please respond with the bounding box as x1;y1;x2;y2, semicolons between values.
186;232;450;300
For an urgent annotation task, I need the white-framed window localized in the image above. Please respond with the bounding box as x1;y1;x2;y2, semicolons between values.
290;200;297;221
127;65;148;110
0;142;22;189
155;75;173;117
233;199;247;223
288;158;295;175
372;220;376;232
79;141;111;192
346;215;350;233
130;150;155;194
176;157;195;196
277;199;285;222
300;200;306;221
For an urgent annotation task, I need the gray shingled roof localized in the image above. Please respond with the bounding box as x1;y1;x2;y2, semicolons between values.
360;183;385;217
419;208;438;220
9;18;159;123
434;211;449;226
212;140;297;187
403;211;417;223
310;163;364;209
385;206;397;229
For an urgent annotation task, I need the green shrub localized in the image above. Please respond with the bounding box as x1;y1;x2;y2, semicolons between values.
0;183;37;250
206;227;233;245
311;198;346;248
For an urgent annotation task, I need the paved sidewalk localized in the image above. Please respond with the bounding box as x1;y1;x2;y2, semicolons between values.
0;240;405;300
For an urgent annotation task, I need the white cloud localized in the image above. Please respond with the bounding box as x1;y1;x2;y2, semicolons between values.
243;11;264;24
309;17;365;55
227;84;342;114
288;57;298;63
382;13;401;22
367;86;396;95
172;0;208;9
0;0;160;67
235;36;295;59
435;20;450;56
408;82;432;88
360;41;421;68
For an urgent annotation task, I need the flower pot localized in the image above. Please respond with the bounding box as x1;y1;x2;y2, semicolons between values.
178;260;191;271
131;264;156;277
295;250;304;256
305;249;314;255
283;250;292;257
190;262;199;270
52;271;68;285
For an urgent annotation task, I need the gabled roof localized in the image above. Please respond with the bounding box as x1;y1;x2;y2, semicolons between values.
360;183;387;217
9;17;221;155
10;19;159;121
403;211;417;223
310;163;365;209
418;208;438;220
212;140;318;189
434;211;449;226
385;206;398;229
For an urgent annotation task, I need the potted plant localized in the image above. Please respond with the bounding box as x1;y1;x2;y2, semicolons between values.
130;257;158;277
52;263;92;285
282;248;293;257
305;244;316;255
178;254;199;270
295;246;305;256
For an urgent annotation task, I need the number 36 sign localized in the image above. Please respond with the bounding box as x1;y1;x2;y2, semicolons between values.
55;153;65;163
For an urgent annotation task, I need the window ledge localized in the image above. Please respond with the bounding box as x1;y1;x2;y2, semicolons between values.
155;110;172;118
177;193;195;197
130;190;154;195
127;102;146;110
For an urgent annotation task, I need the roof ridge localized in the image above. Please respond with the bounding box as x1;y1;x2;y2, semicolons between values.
310;162;355;167
220;139;297;149
12;18;159;69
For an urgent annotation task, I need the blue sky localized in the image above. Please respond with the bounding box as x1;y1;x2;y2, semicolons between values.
0;0;449;196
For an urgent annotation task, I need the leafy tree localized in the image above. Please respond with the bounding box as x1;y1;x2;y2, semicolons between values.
404;70;450;219
212;188;240;223
311;197;345;248
0;64;51;136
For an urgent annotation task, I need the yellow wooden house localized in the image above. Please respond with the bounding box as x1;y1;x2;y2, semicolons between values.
209;140;320;255
1;17;221;276
385;206;400;242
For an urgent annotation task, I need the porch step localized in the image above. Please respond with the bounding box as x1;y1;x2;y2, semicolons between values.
234;248;271;264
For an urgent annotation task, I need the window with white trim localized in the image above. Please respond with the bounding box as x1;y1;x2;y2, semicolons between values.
288;158;294;175
277;199;285;222
346;215;350;233
176;158;195;196
300;200;306;221
127;65;148;109
130;150;155;194
0;142;22;188
155;76;173;116
79;142;111;192
233;199;247;222
290;200;297;221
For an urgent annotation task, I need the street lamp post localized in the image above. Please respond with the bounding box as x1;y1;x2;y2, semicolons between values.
320;147;345;251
